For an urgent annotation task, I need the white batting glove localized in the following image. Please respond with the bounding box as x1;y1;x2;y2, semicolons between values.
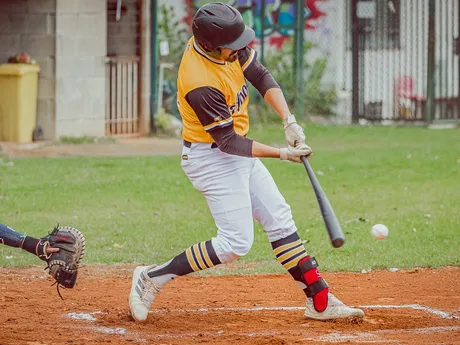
280;143;312;163
283;114;305;147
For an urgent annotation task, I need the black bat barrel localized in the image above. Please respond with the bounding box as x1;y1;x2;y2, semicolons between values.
301;156;345;248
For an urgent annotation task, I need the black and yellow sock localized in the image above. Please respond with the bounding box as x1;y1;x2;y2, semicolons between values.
271;232;309;295
148;240;221;281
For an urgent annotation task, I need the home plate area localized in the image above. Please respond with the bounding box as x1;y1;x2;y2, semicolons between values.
62;305;459;344
0;266;459;345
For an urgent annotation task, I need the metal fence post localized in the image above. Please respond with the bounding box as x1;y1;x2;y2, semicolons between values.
150;0;159;132
351;0;360;124
260;0;265;65
457;0;460;118
426;0;436;123
294;0;305;118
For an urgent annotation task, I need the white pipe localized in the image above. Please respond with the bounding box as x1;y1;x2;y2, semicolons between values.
157;63;174;115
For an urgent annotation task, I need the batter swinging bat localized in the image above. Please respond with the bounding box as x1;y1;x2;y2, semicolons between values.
301;156;345;248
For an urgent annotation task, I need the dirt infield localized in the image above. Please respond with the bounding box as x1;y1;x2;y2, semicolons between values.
0;138;182;158
0;266;459;345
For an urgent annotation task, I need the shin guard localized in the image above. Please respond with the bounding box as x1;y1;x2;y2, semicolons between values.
298;256;329;312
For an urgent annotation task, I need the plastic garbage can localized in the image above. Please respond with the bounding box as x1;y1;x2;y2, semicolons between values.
0;63;40;143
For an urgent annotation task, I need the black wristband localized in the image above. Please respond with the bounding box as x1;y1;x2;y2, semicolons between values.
22;236;40;256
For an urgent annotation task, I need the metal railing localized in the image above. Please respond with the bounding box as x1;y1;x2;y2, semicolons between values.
105;56;140;136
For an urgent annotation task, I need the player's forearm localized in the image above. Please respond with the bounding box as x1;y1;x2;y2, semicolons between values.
209;123;281;159
264;88;291;121
211;129;279;158
251;141;281;159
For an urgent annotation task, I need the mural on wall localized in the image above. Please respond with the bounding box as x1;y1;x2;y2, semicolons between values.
182;0;329;49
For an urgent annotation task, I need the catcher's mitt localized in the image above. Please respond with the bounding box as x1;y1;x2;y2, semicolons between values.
38;226;86;297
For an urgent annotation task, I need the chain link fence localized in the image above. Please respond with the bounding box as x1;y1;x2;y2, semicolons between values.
349;0;459;123
156;0;459;124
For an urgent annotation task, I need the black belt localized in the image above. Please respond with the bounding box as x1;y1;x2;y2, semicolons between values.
183;140;218;149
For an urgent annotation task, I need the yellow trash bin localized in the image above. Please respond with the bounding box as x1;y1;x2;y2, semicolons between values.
0;63;40;143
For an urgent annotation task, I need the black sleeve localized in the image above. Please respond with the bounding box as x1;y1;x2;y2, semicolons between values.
185;86;233;132
209;126;253;157
185;86;253;157
238;47;280;97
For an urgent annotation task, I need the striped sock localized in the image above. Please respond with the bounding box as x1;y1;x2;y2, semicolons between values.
271;232;309;295
147;240;221;285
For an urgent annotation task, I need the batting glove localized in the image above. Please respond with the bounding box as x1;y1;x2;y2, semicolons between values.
280;143;312;163
283;114;306;147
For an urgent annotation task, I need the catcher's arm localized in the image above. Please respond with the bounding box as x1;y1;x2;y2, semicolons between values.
39;226;86;298
20;231;62;259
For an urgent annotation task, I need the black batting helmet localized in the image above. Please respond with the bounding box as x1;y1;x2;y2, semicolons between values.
192;2;255;50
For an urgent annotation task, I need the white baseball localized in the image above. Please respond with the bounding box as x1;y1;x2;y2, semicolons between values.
371;224;389;240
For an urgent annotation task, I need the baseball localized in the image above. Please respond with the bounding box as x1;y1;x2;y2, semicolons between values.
371;224;389;240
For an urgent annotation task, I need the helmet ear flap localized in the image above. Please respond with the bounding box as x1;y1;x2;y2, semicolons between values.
198;41;221;55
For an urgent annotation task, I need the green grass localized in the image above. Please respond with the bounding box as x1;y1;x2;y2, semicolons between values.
1;124;459;273
58;136;117;145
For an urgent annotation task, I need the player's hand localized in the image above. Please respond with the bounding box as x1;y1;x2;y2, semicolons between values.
280;143;312;163
283;114;305;147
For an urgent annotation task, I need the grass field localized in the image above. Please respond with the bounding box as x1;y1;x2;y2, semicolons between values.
1;124;459;272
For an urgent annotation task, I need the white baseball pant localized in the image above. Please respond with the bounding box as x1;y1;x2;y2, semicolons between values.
181;142;298;264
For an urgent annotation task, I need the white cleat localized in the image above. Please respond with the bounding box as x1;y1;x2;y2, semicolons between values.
305;293;364;321
129;265;161;322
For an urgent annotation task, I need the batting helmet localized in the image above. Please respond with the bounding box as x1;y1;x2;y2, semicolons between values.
192;2;255;51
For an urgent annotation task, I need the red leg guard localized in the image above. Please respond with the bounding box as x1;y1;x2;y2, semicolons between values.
299;256;329;312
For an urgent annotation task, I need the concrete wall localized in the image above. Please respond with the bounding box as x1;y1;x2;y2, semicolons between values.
55;0;107;137
0;0;57;140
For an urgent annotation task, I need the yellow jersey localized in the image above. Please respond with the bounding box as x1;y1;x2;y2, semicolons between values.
177;36;257;143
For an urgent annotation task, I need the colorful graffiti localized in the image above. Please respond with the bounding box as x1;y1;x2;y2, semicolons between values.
182;0;329;49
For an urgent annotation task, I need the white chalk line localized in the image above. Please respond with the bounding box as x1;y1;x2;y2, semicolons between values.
63;311;107;321
65;324;460;343
149;306;304;313
303;326;460;343
147;304;458;320
362;304;458;320
64;324;279;341
63;324;147;343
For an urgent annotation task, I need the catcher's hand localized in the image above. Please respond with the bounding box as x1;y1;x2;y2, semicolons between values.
39;226;86;297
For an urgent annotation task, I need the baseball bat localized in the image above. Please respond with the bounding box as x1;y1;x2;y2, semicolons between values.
301;156;345;248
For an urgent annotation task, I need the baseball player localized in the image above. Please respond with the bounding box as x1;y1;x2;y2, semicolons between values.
0;221;59;259
129;2;364;322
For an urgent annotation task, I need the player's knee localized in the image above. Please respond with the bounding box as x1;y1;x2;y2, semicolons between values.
232;233;253;257
213;232;254;263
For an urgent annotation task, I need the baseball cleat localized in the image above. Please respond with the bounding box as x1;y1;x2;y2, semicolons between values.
304;293;364;321
129;264;161;322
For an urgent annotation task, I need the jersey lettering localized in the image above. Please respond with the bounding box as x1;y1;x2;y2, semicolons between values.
229;84;249;115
